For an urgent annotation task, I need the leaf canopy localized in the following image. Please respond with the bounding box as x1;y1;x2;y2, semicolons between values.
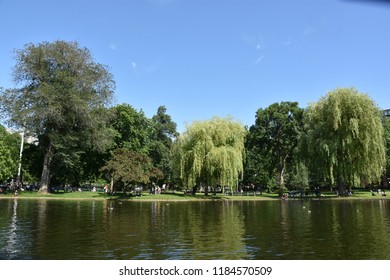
0;40;115;191
177;117;246;192
304;87;386;189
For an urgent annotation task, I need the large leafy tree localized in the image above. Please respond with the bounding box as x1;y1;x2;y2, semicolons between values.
0;41;115;193
99;104;156;192
101;148;163;192
150;106;178;185
304;87;386;195
247;102;304;196
176;117;246;195
58;104;150;187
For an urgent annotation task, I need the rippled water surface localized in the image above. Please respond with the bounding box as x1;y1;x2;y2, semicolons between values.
1;198;390;259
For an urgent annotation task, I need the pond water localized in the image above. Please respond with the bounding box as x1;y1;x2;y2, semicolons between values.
1;198;390;259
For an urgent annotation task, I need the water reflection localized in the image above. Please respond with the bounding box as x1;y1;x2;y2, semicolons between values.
3;199;19;258
171;201;248;259
1;199;390;259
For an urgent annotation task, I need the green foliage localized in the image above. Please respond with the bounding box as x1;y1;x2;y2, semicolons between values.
106;104;178;187
287;162;309;191
21;142;42;183
382;117;390;179
2;41;388;197
243;146;272;188
151;106;179;146
0;142;15;181
0;125;20;181
149;106;178;184
101;148;163;189
110;104;151;153
176;116;246;194
304;87;386;194
247;102;304;196
2;41;114;133
0;41;115;192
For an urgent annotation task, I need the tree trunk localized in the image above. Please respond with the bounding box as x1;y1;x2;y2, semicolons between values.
382;175;388;188
39;143;53;194
338;181;347;196
279;156;286;197
110;177;114;194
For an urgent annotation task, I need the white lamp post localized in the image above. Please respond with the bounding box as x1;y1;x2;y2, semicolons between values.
16;130;24;187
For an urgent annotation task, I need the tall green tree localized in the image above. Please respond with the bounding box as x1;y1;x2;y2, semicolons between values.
247;102;304;196
304;87;386;195
150;106;178;185
0;41;115;193
176;117;246;195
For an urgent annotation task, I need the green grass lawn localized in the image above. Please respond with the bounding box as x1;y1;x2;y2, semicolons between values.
1;190;278;201
1;190;107;199
0;188;388;201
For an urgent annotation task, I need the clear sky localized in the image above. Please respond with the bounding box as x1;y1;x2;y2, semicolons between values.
1;0;390;132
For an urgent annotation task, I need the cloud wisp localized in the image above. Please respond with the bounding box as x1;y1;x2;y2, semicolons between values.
109;43;117;50
255;56;264;64
130;61;158;79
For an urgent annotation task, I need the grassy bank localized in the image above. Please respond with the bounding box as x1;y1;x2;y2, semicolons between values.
0;190;278;201
0;188;388;201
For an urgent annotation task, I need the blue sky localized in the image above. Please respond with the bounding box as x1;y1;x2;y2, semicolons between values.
1;0;390;132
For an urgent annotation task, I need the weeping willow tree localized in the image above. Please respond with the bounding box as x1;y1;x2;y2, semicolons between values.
304;87;386;195
176;117;246;195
